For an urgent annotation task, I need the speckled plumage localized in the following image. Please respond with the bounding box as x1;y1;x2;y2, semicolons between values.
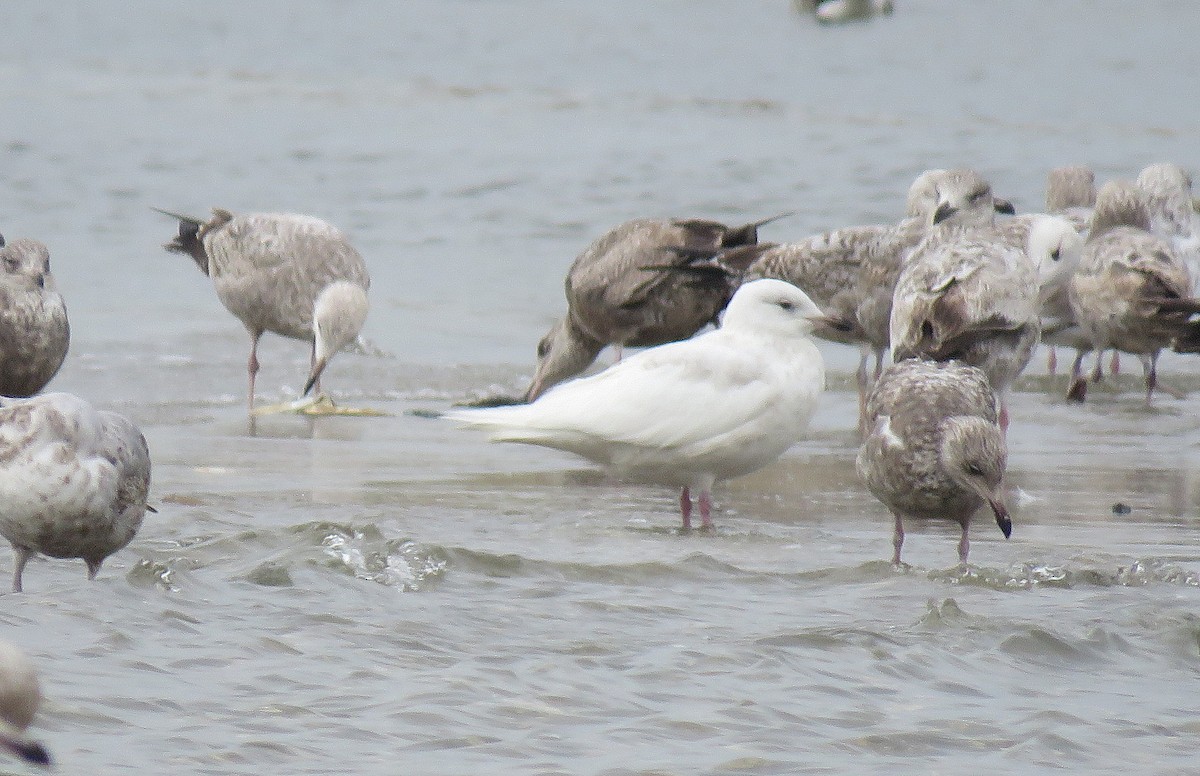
1068;180;1196;401
455;280;827;530
1045;165;1097;236
1135;163;1200;292
890;171;1042;411
161;209;370;409
857;359;1009;565
526;216;777;401
0;392;151;592
0;640;48;765
0;239;69;397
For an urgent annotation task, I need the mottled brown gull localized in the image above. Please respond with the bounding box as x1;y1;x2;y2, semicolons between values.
525;215;781;401
0;238;69;397
0;640;49;765
451;280;827;530
857;359;1010;566
746;169;1014;427
0;392;151;592
890;169;1041;430
1068;180;1198;402
158;208;370;412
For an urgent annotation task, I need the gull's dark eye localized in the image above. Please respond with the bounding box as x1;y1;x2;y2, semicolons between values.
969;189;986;203
1051;248;1061;261
778;299;795;312
966;463;984;476
536;339;550;359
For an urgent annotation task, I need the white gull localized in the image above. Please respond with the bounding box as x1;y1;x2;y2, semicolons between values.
450;279;828;530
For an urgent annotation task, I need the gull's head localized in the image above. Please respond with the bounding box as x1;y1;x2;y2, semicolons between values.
928;169;1007;229
304;281;369;396
940;415;1011;539
721;278;829;337
0;239;54;290
1136;162;1193;199
905;168;948;219
1026;215;1083;299
1045;165;1097;212
524;319;605;403
1090;180;1152;237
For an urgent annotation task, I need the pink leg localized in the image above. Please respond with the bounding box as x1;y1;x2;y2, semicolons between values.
999;397;1010;436
958;525;970;564
1066;350;1088;402
699;490;714;529
1047;347;1057;376
11;545;30;593
891;512;905;567
1090;351;1104;383
1142;352;1159;405
247;332;262;412
1110;350;1121;376
679;487;692;530
856;351;870;437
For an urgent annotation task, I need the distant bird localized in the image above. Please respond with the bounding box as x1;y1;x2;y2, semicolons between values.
0;392;151;592
0;640;49;766
746;169;1015;427
158;208;370;411
1045;165;1097;235
0;239;69;397
796;0;894;23
890;169;1041;430
857;359;1010;566
451;279;828;530
1068;180;1198;402
525;216;781;401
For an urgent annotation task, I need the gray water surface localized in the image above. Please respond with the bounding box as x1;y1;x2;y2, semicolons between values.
2;2;1200;774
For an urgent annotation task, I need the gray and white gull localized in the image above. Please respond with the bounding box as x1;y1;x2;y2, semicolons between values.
159;208;370;412
0;392;151;592
0;238;69;397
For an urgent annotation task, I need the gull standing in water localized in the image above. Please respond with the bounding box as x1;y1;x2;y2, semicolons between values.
858;359;1010;566
1068;180;1197;403
451;280;828;530
0;393;151;592
1135;162;1200;291
0;238;69;397
525;216;781;401
1041;166;1098;376
158;208;370;413
0;640;49;766
890;169;1041;431
746;169;1016;429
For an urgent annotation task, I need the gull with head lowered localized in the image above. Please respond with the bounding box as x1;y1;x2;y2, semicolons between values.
524;215;782;402
450;279;828;530
157;208;370;414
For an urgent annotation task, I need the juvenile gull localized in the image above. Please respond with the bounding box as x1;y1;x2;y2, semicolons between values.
0;239;69;397
890;169;1041;430
857;359;1010;566
158;208;370;412
1068;180;1197;402
1135;162;1200;291
451;280;827;530
745;169;1014;426
0;640;49;765
525;216;780;401
0;392;151;592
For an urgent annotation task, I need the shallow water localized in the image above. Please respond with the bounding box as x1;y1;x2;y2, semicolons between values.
2;1;1200;774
